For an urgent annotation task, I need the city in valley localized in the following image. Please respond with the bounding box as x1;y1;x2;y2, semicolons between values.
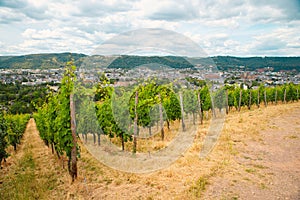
1;64;299;87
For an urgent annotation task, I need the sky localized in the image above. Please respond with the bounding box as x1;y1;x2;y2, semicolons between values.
0;0;299;57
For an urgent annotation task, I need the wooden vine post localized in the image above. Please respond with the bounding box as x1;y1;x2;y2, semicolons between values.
225;90;229;114
197;92;203;124
264;90;267;107
158;93;164;141
133;91;138;154
70;93;77;182
179;92;186;131
275;88;278;105
257;90;260;108
248;90;252;110
238;89;242;112
284;89;287;104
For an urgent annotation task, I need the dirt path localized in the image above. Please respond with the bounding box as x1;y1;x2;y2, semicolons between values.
0;118;68;200
203;105;300;199
1;103;299;200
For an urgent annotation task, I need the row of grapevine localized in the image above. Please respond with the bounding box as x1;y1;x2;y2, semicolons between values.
90;81;300;152
34;61;78;181
0;112;30;168
33;62;300;181
88;80;213;153
225;83;300;111
94;81;182;152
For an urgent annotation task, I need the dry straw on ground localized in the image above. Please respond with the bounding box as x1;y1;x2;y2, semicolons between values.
0;102;299;199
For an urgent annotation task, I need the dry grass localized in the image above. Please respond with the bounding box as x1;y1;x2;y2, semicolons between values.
1;102;299;199
107;120;180;153
0;119;68;200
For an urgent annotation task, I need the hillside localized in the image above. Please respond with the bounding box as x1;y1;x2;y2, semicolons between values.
211;56;300;72
107;55;195;69
0;53;86;69
0;53;299;71
187;56;300;72
0;102;299;199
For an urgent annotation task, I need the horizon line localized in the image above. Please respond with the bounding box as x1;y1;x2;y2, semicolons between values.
0;52;299;58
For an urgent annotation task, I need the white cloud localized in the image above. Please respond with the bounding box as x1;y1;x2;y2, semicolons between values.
248;26;300;55
0;7;27;24
0;0;299;56
93;28;206;57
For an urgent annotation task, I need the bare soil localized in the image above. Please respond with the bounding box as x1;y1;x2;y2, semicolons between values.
203;104;300;200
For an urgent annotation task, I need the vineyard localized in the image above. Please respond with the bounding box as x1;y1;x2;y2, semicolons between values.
33;63;300;177
0;113;30;168
0;62;300;199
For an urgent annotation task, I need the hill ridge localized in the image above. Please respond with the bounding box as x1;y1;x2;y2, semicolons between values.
0;53;299;71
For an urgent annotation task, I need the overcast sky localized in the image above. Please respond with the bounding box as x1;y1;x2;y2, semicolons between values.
0;0;299;56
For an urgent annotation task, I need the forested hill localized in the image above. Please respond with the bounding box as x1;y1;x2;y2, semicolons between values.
0;53;87;69
107;55;195;69
0;53;194;69
211;56;300;72
0;53;299;71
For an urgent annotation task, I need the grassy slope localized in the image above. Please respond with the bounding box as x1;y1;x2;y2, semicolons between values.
0;102;299;199
0;119;67;200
